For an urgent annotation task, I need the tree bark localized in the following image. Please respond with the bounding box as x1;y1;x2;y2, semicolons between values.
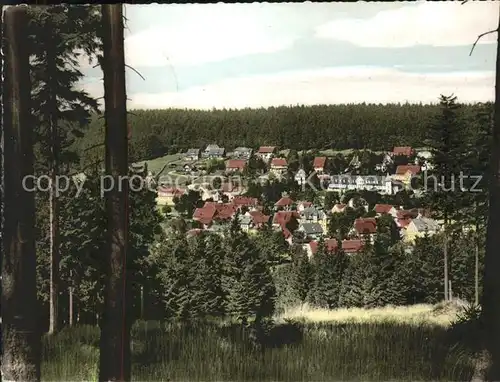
482;4;500;380
98;5;131;381
1;6;41;381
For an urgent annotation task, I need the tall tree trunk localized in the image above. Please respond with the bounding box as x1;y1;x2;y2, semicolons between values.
69;270;73;327
1;6;41;381
476;224;480;306
482;5;500;380
444;225;449;301
98;4;131;381
47;36;60;335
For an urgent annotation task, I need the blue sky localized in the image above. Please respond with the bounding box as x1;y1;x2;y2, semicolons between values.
80;1;498;109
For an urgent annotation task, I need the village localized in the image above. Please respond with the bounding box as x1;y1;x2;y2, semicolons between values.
151;144;441;256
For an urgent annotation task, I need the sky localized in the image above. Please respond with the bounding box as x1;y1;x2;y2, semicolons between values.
79;1;499;110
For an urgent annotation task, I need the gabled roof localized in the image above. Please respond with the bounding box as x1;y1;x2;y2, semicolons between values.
271;158;288;167
313;157;327;169
234;147;253;153
232;196;259;207
193;205;217;225
273;211;299;227
258;146;276;154
275;196;294;207
354;218;377;234
374;204;395;214
226;159;247;170
301;207;325;220
397;209;419;220
393;146;413;156
300;222;324;235
249;210;270;225
186;148;200;155
395;165;421;176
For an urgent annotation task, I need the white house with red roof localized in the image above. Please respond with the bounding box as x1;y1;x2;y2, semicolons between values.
313;157;327;173
225;159;247;172
256;146;276;162
270;158;288;176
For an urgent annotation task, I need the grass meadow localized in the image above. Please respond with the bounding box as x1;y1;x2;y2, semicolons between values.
41;302;477;381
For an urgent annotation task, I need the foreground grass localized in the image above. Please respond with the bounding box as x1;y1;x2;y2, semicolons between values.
41;304;473;381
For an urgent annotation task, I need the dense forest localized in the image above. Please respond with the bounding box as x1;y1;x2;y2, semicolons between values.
76;103;487;163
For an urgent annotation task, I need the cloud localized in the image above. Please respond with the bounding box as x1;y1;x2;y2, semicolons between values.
314;1;499;48
80;67;494;110
122;4;297;68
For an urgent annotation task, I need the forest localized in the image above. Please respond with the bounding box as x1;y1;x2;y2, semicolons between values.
76;102;487;164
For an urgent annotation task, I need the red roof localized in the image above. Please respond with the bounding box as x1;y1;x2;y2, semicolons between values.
395;165;421;176
232;196;258;207
374;204;394;214
226;159;247;170
309;239;364;255
203;202;237;221
354;218;377;235
393;146;413;156
396;209;419;220
258;146;276;154
157;187;185;197
313;157;327;169
396;218;412;228
271;158;288;167
193;205;217;225
249;210;270;225
275;196;294;207
273;211;299;227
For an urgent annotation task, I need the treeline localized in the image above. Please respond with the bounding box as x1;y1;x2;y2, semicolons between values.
76;103;488;163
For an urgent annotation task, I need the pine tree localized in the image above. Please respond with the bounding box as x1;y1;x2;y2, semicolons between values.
289;245;313;304
27;4;102;334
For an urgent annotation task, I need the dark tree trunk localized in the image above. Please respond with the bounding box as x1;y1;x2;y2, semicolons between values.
1;6;41;381
98;4;131;381
482;5;500;380
47;35;60;335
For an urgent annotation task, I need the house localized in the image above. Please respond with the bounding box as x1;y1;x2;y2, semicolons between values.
272;211;299;245
328;175;393;194
296;201;313;212
297;222;324;240
415;150;433;171
352;218;377;243
233;147;253;160
225;159;247;173
185;148;201;161
305;239;364;257
248;210;270;228
299;207;328;232
274;196;294;210
376;153;394;172
239;210;270;232
392;146;414;157
331;204;347;214
193;204;217;228
393;165;421;186
295;169;307;185
313;157;327;173
270;158;288;176
374;204;398;217
256;146;276;162
232;196;259;211
404;217;441;243
202;144;225;159
238;214;253;232
156;187;186;206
